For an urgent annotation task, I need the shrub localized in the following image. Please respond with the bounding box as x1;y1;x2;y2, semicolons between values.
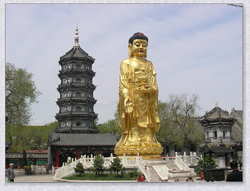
92;155;105;175
128;169;139;178
74;162;84;175
195;153;217;176
23;166;32;175
109;157;123;176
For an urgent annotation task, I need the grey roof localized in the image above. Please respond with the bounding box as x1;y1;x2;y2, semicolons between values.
200;106;234;122
48;132;118;146
207;148;234;153
230;109;243;122
60;47;94;61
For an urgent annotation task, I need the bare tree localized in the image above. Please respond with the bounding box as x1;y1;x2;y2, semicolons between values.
156;94;204;152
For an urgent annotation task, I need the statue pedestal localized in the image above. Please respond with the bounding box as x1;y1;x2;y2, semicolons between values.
141;155;162;160
114;144;163;158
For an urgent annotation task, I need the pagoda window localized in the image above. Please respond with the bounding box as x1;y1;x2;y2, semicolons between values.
76;107;81;111
223;130;226;139
76;122;81;126
76;92;81;97
213;131;217;139
76;78;81;83
76;64;81;69
206;131;209;138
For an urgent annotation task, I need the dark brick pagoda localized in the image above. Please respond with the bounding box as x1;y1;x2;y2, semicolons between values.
47;27;118;168
55;26;98;133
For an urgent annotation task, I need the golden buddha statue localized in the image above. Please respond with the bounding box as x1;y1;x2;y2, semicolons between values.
114;32;163;158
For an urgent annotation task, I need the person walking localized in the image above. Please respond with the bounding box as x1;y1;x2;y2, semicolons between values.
226;161;243;182
7;163;15;182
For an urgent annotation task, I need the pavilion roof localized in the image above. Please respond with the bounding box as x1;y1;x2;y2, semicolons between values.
199;106;235;125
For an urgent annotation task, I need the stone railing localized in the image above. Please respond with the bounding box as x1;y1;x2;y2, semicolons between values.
137;156;151;182
175;153;191;170
53;153;142;180
53;152;200;181
31;165;47;174
180;152;201;166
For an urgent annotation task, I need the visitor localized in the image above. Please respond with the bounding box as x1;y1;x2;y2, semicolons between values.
200;171;204;180
7;163;15;182
140;174;145;182
226;161;242;182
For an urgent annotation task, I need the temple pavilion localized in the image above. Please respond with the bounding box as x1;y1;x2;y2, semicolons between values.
198;101;241;168
47;27;118;168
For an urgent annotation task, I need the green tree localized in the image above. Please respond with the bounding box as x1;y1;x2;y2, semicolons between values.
6;121;58;153
97;119;120;137
156;94;204;152
109;157;123;175
92;155;105;175
96;103;120;137
74;162;84;175
5;62;41;152
195;153;217;176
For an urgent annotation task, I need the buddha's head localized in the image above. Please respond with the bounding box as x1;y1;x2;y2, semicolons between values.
128;32;148;58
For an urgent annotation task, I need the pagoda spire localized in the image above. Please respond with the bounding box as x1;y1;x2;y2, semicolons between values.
73;26;80;49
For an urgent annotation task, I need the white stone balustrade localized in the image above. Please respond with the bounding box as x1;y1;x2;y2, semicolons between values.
53;152;200;181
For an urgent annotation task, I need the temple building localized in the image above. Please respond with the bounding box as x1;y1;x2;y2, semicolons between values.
198;101;241;168
47;27;118;168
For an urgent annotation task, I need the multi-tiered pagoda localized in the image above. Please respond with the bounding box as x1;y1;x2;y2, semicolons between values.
47;27;118;168
55;26;98;133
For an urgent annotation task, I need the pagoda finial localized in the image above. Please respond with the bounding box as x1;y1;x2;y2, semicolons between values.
215;100;219;107
73;25;80;49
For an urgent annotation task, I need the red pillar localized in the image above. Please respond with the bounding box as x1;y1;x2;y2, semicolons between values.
77;149;80;159
97;149;100;155
35;159;37;165
56;149;59;168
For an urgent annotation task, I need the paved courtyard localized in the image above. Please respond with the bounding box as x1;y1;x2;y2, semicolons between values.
9;174;207;183
8;174;56;182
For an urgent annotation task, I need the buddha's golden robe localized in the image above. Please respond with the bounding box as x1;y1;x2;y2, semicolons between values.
114;57;163;156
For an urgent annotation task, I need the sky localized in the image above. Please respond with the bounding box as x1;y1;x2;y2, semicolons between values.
5;3;243;126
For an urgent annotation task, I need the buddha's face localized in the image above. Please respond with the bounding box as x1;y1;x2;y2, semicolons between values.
129;39;148;57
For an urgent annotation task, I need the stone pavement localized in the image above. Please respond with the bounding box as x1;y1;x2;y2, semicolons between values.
8;174;57;182
6;173;218;183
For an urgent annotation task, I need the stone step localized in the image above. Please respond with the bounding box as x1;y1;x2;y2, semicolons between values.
166;164;179;170
148;166;161;182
